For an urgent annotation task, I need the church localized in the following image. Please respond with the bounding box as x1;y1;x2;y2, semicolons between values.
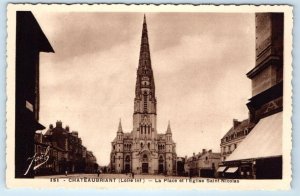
109;16;177;175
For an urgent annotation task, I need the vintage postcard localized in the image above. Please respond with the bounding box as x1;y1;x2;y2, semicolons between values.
6;4;293;189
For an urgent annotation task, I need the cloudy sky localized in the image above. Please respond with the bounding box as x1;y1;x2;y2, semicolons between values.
34;12;255;165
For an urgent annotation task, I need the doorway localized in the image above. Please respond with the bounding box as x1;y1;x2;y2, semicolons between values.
142;163;148;173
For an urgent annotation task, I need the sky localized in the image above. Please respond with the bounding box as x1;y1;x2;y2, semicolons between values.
33;12;255;166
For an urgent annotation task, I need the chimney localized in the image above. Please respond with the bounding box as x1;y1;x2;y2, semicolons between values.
66;126;70;132
49;124;53;129
202;149;207;154
193;152;195;157
233;119;241;129
208;149;212;153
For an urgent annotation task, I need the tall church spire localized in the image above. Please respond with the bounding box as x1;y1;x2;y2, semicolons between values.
133;15;157;137
135;15;155;98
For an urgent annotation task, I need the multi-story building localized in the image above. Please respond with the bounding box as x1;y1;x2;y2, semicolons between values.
35;121;98;175
85;151;98;173
222;13;284;179
34;132;66;175
109;16;177;175
184;149;221;177
15;11;54;178
220;119;255;162
176;157;186;176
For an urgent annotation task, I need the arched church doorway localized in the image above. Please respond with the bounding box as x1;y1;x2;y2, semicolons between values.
125;155;131;173
142;154;148;173
159;155;164;174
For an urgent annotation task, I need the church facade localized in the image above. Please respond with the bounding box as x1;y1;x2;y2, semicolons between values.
109;16;177;175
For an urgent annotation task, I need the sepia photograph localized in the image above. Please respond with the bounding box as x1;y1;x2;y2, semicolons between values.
6;4;293;189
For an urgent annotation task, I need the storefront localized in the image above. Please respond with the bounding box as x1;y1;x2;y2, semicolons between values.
223;112;282;179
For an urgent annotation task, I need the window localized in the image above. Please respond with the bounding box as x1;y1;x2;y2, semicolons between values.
148;143;150;149
144;94;147;112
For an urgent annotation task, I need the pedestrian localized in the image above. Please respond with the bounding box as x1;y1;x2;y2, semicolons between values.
65;170;68;176
97;169;100;177
132;172;134;179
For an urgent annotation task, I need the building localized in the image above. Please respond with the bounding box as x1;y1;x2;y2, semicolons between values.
34;132;66;175
222;13;284;179
109;16;177;175
15;11;54;178
37;121;98;175
176;157;186;176
220;119;255;162
184;149;221;177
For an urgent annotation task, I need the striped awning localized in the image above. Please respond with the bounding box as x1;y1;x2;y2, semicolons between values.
226;112;282;161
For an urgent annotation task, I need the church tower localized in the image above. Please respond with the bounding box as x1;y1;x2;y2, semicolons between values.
115;119;124;173
110;15;176;175
133;15;157;139
165;121;174;175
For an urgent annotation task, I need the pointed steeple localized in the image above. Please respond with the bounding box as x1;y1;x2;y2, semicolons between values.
139;14;151;70
135;14;156;98
166;120;172;134
117;118;123;133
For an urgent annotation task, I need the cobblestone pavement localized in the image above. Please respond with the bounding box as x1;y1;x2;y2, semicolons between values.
35;173;195;179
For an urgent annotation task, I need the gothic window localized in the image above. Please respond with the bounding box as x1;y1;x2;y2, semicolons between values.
148;126;150;134
159;156;164;163
125;155;130;162
141;127;143;134
148;143;150;149
143;154;148;160
143;94;147;112
141;142;143;148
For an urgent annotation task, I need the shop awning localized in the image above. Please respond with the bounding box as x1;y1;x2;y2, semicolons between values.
225;167;239;173
226;112;282;162
217;166;227;172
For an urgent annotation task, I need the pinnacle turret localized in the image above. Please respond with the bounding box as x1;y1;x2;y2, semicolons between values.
117;118;123;133
166;120;172;134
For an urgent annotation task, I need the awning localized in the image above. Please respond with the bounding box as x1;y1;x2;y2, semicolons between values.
226;112;282;161
217;166;227;172
225;167;239;173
